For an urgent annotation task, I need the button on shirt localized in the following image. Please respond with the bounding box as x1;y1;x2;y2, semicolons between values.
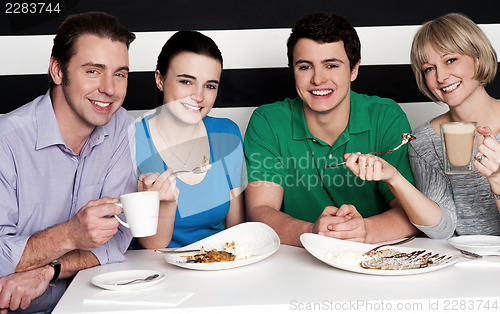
0;92;137;310
244;92;415;223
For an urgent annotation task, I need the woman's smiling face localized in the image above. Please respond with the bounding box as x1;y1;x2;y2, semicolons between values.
157;51;222;124
422;44;481;107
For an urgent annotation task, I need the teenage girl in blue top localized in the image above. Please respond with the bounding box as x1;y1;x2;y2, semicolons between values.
135;31;245;248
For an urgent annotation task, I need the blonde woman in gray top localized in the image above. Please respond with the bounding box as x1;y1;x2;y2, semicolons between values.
343;13;500;239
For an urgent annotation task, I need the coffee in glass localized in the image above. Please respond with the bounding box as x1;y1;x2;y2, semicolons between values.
440;122;477;174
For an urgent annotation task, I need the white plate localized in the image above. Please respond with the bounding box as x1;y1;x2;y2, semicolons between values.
300;233;458;276
165;222;280;270
91;270;165;290
448;235;500;255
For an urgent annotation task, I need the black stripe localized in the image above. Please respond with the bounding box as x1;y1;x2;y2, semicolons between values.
2;65;499;114
1;0;500;35
1;74;49;113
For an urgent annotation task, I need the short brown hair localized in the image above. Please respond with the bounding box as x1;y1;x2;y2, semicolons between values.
287;12;361;72
49;11;136;88
410;13;497;102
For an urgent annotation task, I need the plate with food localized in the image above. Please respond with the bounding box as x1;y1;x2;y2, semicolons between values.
448;235;500;255
300;233;458;276
164;222;280;270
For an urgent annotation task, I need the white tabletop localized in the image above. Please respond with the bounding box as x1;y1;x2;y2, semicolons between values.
52;238;500;314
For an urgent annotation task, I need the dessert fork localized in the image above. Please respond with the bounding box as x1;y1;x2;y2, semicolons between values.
363;236;415;255
172;166;208;175
115;273;159;285
154;248;203;254
325;133;416;168
460;250;500;259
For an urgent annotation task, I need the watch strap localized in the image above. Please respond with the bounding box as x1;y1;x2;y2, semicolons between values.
49;259;61;282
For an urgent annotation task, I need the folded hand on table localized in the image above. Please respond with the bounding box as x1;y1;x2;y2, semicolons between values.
0;266;52;314
313;205;367;243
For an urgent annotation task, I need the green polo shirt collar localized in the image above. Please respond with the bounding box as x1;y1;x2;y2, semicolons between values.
347;91;371;134
291;91;371;143
291;97;312;141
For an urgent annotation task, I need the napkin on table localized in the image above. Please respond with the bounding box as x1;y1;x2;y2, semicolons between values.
454;257;500;267
82;289;194;307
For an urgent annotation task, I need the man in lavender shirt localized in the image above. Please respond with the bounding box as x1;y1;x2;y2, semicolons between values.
0;12;137;313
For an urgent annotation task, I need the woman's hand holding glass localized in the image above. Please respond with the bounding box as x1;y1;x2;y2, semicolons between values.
139;169;179;203
475;126;500;194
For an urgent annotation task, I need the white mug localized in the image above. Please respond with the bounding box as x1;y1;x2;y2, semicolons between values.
114;191;160;237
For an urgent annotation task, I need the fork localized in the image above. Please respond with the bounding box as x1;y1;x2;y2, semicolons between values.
138;165;210;177
154;248;203;254
363;236;416;255
325;133;416;168
460;250;500;259
172;166;207;175
115;273;159;285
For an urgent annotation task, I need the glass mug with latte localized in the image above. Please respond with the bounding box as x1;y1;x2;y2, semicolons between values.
440;122;477;175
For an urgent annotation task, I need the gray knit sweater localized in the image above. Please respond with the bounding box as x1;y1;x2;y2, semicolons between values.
408;122;500;239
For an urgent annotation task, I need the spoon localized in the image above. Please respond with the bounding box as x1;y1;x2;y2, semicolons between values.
115;273;160;285
325;133;416;168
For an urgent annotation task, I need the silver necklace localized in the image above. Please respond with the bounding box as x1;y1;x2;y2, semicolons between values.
155;119;199;168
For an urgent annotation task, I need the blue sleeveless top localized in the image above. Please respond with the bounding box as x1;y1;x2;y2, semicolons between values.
135;115;243;248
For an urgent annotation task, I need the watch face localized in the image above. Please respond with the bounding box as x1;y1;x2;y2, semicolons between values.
50;259;61;282
50;260;61;266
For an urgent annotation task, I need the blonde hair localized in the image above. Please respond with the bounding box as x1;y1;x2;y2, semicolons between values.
410;13;497;102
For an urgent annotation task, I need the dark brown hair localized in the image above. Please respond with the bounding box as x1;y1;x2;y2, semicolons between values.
49;11;136;88
287;12;361;71
155;30;223;106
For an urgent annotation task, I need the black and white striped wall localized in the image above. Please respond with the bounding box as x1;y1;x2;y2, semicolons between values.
1;0;499;123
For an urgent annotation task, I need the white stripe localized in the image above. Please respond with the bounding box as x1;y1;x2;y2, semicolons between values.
1;24;500;75
1;35;54;75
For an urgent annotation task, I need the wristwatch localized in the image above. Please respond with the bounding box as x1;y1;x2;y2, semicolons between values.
49;259;61;282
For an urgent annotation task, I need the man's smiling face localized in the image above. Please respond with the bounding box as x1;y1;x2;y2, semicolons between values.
292;38;359;114
56;33;129;129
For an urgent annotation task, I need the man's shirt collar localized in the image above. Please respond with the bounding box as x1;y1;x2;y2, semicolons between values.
35;91;108;153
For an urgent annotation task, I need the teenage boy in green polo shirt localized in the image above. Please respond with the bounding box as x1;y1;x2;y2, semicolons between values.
244;12;419;246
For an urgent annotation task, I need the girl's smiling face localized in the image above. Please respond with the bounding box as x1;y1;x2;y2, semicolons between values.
157;51;222;125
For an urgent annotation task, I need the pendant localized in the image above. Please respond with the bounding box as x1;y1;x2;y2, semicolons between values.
183;163;187;168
